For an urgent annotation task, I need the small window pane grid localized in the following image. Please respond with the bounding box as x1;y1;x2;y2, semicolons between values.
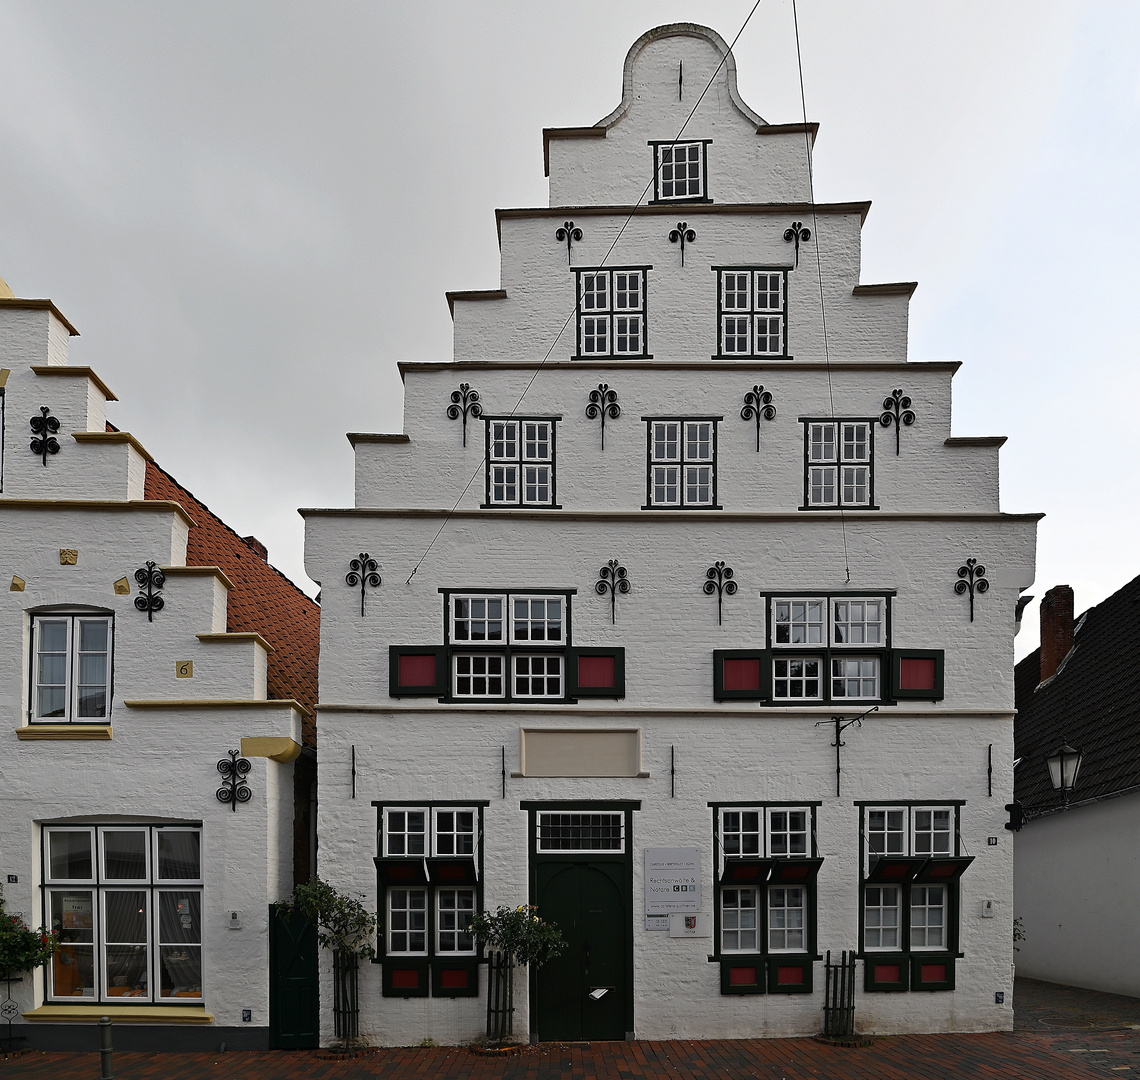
383;807;479;860
536;812;625;853
31;614;113;723
801;420;875;508
483;418;559;508
644;418;720;509
715;806;815;959
42;826;201;1003
651;141;709;202
574;268;650;358
767;594;890;706
388;888;428;954
860;805;961;962
436;889;476;953
714;268;787;358
443;591;573;703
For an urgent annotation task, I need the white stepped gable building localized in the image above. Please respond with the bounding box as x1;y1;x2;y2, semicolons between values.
304;23;1039;1043
0;286;316;1050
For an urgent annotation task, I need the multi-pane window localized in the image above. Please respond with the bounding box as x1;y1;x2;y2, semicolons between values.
768;888;805;951
384;808;427;856
536;812;624;852
910;886;945;949
867;808;907;856
31;614;113;723
485;419;556;507
445;591;570;702
652;141;708;201
646;419;719;509
768;809;808;856
437;889;476;953
804;420;874;508
767;595;889;705
721;810;761;857
433;810;476;857
43;825;201;1003
864;886;900;949
388;889;428;954
575;268;649;358
913;808;952;856
716;269;787;358
721;889;758;952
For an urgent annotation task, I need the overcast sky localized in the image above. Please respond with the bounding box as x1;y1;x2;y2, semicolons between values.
1;1;1136;660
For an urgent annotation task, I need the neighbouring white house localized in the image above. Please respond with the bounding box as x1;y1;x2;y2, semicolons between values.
0;278;321;1050
1012;580;1140;999
302;23;1040;1043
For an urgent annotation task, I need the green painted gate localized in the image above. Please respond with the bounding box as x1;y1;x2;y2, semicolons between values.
268;903;320;1049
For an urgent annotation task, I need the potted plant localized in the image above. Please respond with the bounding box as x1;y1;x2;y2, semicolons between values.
279;879;376;1051
469;904;564;1046
0;885;56;1050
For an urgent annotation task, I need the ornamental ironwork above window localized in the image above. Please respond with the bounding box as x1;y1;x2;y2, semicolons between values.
483;417;560;508
573;268;650;359
650;140;711;203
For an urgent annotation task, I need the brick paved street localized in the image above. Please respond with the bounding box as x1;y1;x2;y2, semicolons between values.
5;1030;1140;1080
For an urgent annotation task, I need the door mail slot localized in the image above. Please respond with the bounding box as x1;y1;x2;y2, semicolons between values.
588;987;613;1000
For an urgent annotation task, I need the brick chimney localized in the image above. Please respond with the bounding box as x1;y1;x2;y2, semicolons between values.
1039;585;1074;681
242;536;268;561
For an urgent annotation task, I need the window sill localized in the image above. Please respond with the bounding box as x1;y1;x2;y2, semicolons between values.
25;1004;213;1023
17;725;112;741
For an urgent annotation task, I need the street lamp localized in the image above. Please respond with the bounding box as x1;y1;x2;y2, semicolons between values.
1046;743;1083;801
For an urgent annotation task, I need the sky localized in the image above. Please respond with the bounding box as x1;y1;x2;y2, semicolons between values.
0;0;1136;661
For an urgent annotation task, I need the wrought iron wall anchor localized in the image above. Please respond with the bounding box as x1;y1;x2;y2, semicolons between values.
740;385;776;451
346;553;381;616
216;749;252;811
703;561;737;625
29;406;60;465
447;383;482;447
955;558;989;622
585;383;621;450
783;221;811;268
555;221;582;265
133;561;165;621
668;221;695;266
595;559;630;625
879;388;916;456
815;706;877;797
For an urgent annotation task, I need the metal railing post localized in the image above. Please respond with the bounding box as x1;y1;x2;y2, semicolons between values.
98;1015;113;1080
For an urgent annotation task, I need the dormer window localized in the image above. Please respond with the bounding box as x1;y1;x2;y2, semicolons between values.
650;141;710;202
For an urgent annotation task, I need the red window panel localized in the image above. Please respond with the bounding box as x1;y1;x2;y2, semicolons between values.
899;657;936;691
399;654;438;687
440;968;469;989
920;963;948;983
729;966;759;986
578;655;616;688
776;966;805;986
874;963;901;983
723;658;761;691
391;968;420;989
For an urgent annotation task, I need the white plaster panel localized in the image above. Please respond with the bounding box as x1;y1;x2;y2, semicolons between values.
1013;792;1140;997
0;309;59;369
47;312;72;366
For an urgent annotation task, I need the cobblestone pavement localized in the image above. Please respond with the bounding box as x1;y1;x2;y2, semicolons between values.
1015;977;1140;1032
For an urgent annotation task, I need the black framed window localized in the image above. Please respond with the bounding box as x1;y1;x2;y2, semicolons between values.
649;140;711;203
42;824;202;1003
858;802;973;993
574;267;650;359
483;417;559;508
712;803;822;995
643;417;721;509
714;268;787;358
801;419;876;509
30;612;114;723
375;802;488;998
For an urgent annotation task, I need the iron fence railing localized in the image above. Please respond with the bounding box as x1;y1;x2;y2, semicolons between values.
822;949;856;1037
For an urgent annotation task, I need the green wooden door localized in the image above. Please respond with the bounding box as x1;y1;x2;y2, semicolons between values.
535;861;628;1040
268;903;319;1049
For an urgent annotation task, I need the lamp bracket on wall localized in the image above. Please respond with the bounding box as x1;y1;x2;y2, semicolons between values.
815;705;878;797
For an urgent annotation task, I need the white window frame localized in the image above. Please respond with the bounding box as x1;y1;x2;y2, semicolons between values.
768;886;807;953
831;599;884;646
647;419;718;508
863;884;901;951
909;885;946;950
431;807;478;859
766;807;810;858
720;807;763;858
486;420;556;507
452;653;506;699
30;613;113;723
576;269;648;358
99;828;150;883
911;807;954;857
45;827;97;884
720;887;759;953
804;421;873;508
383;807;429;857
450;594;507;645
865;807;908;860
830;656;880;700
717;269;786;357
655;141;706;201
771;656;823;701
386;887;429;956
436;888;477;955
773;598;826;646
509;595;565;645
511;654;563;699
536;811;625;853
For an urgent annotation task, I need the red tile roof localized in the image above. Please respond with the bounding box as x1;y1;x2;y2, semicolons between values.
143;459;320;746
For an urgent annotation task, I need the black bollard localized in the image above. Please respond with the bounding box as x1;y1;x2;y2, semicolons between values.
98;1015;113;1080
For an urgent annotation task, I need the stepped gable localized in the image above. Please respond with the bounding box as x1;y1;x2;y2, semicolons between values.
141;450;320;744
1014;573;1140;809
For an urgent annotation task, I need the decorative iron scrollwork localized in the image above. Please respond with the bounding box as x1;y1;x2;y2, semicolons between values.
703;561;737;625
447;383;482;447
955;557;989;622
346;553;381;616
133;561;165;621
216;749;252;811
880;388;916;456
668;221;696;266
783;220;811;268
595;559;630;625
740;385;776;452
585;383;621;450
30;406;60;465
555;220;582;265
